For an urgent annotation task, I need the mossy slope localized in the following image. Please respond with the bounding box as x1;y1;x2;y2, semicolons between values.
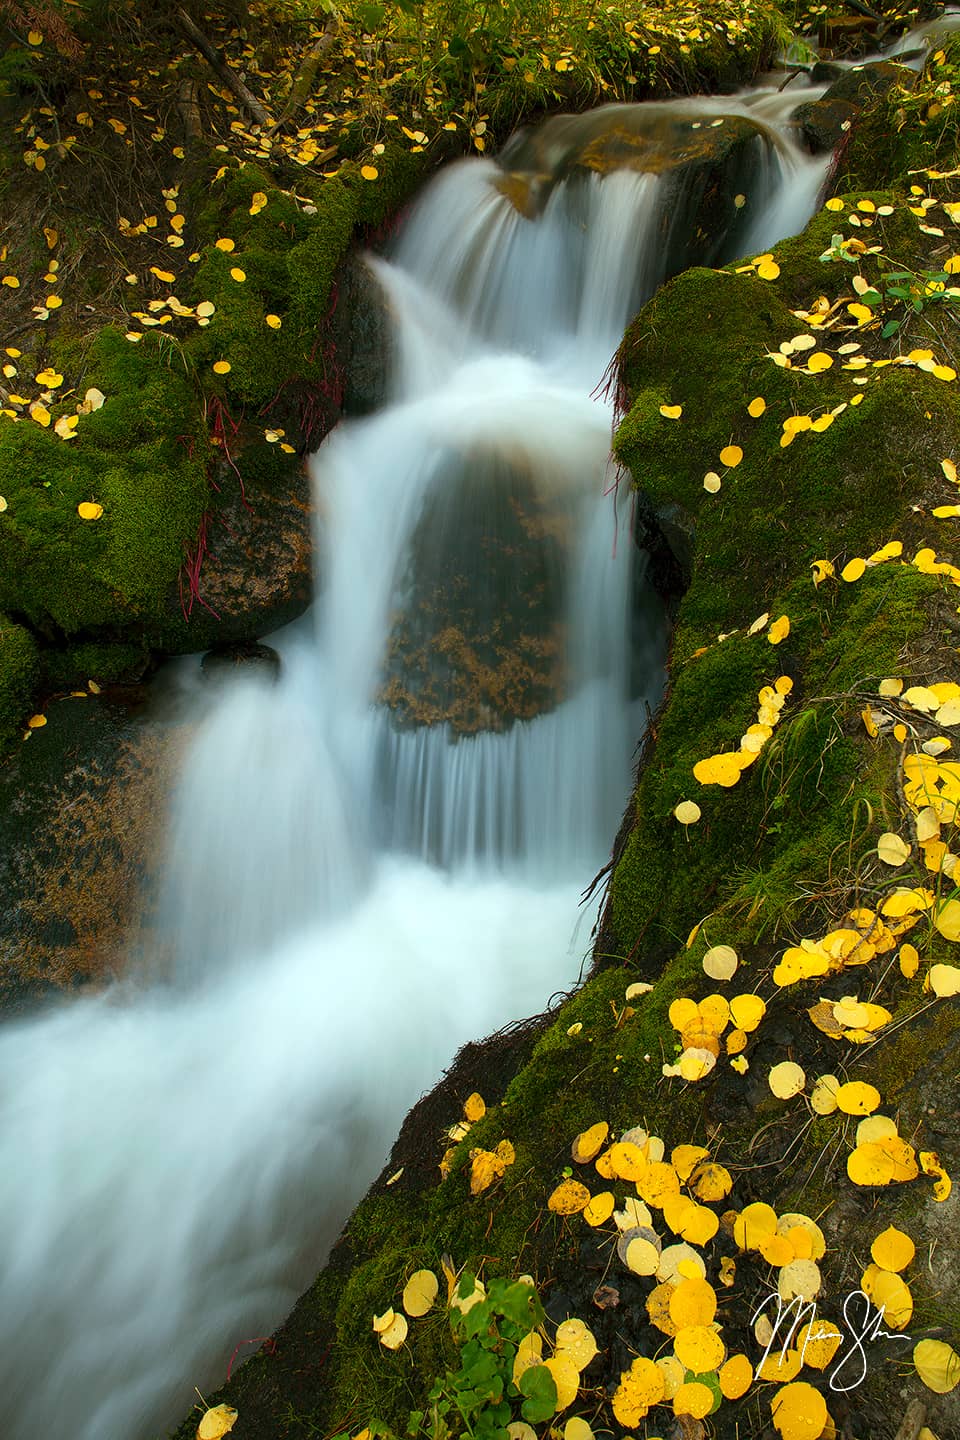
167;187;960;1440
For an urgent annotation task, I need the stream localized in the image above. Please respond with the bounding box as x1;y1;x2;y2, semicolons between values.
1;71;833;1440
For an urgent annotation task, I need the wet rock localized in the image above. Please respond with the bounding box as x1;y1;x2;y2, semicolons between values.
201;641;282;682
147;448;313;655
0;689;182;1013
331;255;392;417
793;61;913;152
496;104;774;269
380;451;569;733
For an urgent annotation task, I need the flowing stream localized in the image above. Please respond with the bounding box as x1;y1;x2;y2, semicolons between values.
0;81;830;1440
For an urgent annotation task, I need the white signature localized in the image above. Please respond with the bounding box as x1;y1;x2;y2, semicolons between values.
752;1290;913;1392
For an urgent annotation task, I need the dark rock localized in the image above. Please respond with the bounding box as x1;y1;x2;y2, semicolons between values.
331;255;392;417
0;690;182;1013
496;104;776;270
147;449;314;654
380;451;569;733
793;61;914;152
201;641;282;682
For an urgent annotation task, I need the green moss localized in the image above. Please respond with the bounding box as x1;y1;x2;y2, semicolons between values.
0;328;208;636
0;614;39;756
836;36;960;190
39;638;148;691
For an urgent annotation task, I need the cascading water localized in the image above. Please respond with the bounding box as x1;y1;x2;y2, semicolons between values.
0;84;831;1440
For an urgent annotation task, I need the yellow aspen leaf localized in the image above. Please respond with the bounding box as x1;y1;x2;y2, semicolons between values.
933;899;960;942
778;1259;821;1302
674;1324;725;1373
748;396;766;417
673;1380;714;1418
215;238;235;251
669;1276;717;1328
612;1356;665;1426
862;1266;913;1328
27;29;43;45
77;501;103;520
402;1269;439;1317
542;1356;578;1410
703;472;721;492
719;444;743;467
563;1420;592;1440
213;361;231;375
512;1331;543;1385
547;1179;591;1215
871;1225;915;1272
197;1406;239;1439
555;1318;599;1371
756;259;780;280
943;459;958;483
571;1121;608;1164
583;1190;615;1226
250;191;268;212
729;992;764;1031
878;832;910;865
361;165;379;180
703;944;737;981
768;614;790;645
674;799;700;824
795;1319;842;1369
196;301;216;317
769;1061;805;1098
835;1081;880;1115
607;1140;649;1180
719;1352;752;1398
771;1381;827;1439
656;1354;685;1399
811;559;834;584
378;1311;409;1349
469;1149;505;1195
659;404;682;419
463;1092;485;1122
914;1338;960;1393
265;313;282;329
27;714;46;728
230;268;246;282
806;352;833;372
920;1150;951;1201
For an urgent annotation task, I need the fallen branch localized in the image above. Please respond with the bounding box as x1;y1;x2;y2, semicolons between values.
268;16;339;135
175;6;272;130
892;1400;926;1440
176;76;202;141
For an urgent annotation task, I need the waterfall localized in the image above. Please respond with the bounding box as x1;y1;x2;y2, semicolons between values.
0;85;831;1440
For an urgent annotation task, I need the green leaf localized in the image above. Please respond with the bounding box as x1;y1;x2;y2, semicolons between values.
881;319;901;337
518;1365;557;1423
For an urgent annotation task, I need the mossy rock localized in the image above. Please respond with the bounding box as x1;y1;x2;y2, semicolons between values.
0;328;209;637
0;615;39;757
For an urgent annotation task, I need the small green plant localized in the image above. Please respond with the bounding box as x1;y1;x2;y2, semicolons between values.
332;1277;557;1440
819;231;960;340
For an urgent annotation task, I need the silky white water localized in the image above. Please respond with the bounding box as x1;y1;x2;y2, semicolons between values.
0;90;829;1440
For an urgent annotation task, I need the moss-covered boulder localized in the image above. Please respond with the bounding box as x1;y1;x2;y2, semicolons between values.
0;616;39;752
0;329;209;638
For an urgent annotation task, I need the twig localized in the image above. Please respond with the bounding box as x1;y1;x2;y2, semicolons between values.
175;6;272;130
892;1400;926;1440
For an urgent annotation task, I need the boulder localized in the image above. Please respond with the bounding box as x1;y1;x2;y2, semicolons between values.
0;689;181;1012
